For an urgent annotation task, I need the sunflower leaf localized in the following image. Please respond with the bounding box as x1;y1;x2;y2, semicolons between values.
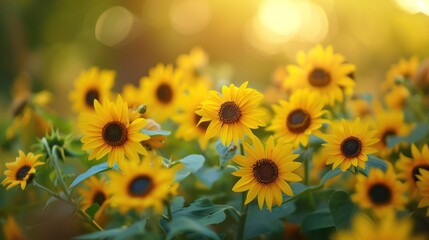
387;123;429;148
141;129;171;136
283;183;323;204
166;217;220;240
301;208;335;233
72;218;147;240
320;168;343;185
85;203;101;220
175;155;205;182
360;155;388;175
215;140;237;166
69;161;119;189
329;191;358;230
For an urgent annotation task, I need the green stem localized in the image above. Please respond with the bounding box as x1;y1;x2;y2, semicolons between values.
149;213;160;239
303;150;316;210
166;201;173;222
236;193;249;240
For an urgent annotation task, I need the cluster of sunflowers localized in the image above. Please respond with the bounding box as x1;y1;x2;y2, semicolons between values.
2;45;429;240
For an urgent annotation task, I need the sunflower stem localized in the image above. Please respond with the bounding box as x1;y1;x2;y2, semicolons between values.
149;213;161;238
166;201;173;222
236;192;249;240
303;150;316;210
33;181;67;202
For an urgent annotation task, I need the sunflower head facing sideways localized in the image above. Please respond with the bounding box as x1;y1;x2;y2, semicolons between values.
2;150;44;190
138;64;184;123
322;118;379;172
108;156;178;214
69;67;115;113
352;166;407;216
196;81;266;146
232;136;301;211
79;96;150;170
396;144;429;195
267;89;327;148
78;176;109;220
382;56;419;90
284;45;355;106
416;169;429;216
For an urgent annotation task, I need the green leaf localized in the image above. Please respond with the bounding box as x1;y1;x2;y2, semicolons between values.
195;166;235;188
320;168;343;185
215;140;237;166
167;217;220;240
359;155;388;176
69;162;119;189
329;191;358;230
141;129;171;136
164;196;185;216
72;219;147;240
85;203;100;220
283;183;323;204
175;155;205;182
174;197;237;225
387;123;429;148
301;209;334;233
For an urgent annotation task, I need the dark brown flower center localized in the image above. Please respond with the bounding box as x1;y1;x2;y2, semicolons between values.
128;175;153;197
194;113;210;131
92;191;106;206
412;165;429;182
309;68;331;87
156;83;173;104
286;109;311;133
219;101;242;124
368;183;392;205
253;159;279;184
340;136;362;158
15;165;31;180
381;129;396;146
85;89;100;108
102;121;128;146
12;99;28;118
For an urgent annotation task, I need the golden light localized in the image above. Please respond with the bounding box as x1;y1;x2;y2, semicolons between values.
258;0;301;38
169;0;212;35
296;1;328;43
394;0;429;15
95;6;134;47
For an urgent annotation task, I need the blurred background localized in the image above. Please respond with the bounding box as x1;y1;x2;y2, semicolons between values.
1;0;429;117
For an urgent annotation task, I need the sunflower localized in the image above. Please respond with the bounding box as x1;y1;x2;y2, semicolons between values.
267;89;327;148
382;56;419;90
79;96;150;169
284;45;355;106
347;97;372;119
69;67;115;112
108;156;178;213
2;150;44;190
231;136;301;210
78;176;109;220
196;82;266;146
141;119;166;151
2;215;26;240
138;64;184;123
172;83;211;149
416;169;429;216
372;109;412;157
333;213;424;240
352;167;407;215
121;84;147;114
396;144;429;196
176;46;209;76
384;85;409;110
322;118;378;172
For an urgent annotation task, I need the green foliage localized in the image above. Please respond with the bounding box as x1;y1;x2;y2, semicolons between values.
175;154;205;182
359;155;388;176
85;203;101;220
387;123;429;148
215;140;237;166
301;209;334;233
69;162;119;189
141;129;171;136
167;217;220;240
328;191;358;230
72;219;147;240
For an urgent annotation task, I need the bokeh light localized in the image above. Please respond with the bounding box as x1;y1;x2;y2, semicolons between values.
95;6;135;47
169;0;212;35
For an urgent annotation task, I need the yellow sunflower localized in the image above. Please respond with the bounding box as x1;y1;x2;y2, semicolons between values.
78;176;109;220
172;83;211;150
2;150;44;190
334;213;424;240
108;156;178;213
176;46;209;76
372;109;412;157
79;96;150;169
382;56;419;90
141;119;166;151
2;215;26;240
352;167;407;215
416;169;429;216
322;118;379;172
138;64;184;123
69;67;115;112
347;97;372;119
196;82;266;146
232;136;301;210
267;89;327;148
285;45;355;106
396;144;429;196
384;85;409;110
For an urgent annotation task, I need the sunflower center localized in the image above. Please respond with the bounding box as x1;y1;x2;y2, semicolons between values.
340;136;362;158
92;191;106;206
286;109;311;133
12;99;28;118
219;101;242;124
412;165;429;182
253;159;279;184
309;68;331;87
15;166;31;180
381;129;396;146
102;121;128;146
194;113;210;131
368;183;392;205
156;83;173;104
85;89;100;108
128;175;153;197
